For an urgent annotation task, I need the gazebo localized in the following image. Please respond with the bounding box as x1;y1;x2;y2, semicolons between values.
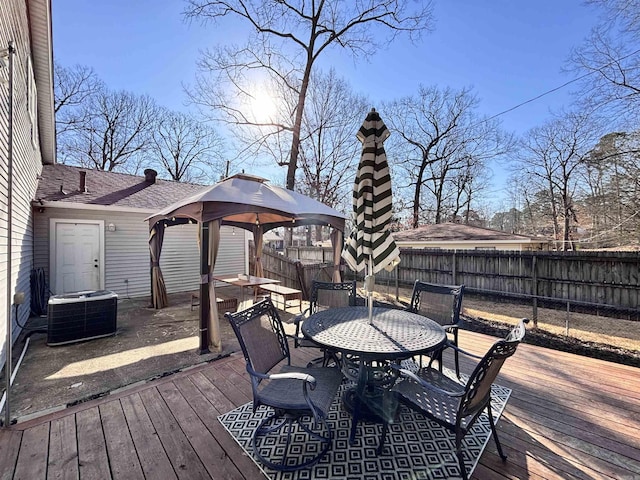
146;173;347;353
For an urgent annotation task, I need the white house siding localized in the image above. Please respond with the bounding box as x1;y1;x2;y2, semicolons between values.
1;3;44;366
159;224;200;295
33;207;246;299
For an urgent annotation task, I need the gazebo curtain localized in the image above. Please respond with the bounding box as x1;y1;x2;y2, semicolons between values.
208;220;221;349
149;224;168;309
331;229;343;282
253;225;265;278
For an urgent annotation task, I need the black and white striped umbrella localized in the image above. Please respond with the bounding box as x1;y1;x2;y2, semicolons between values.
342;108;400;277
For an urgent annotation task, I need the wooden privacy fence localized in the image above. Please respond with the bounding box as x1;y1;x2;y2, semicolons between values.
373;249;639;320
253;244;639;322
286;246;334;263
249;244;336;300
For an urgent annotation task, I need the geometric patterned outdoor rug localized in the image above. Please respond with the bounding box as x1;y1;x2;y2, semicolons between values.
218;368;511;480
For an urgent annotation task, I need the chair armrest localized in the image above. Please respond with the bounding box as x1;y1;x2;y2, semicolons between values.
269;371;317;388
246;363;317;389
390;364;465;397
441;341;483;360
439;322;460;331
292;308;311;330
292;312;306;326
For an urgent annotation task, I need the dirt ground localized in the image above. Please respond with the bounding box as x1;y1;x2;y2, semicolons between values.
368;284;640;366
1;288;263;423
2;283;638;424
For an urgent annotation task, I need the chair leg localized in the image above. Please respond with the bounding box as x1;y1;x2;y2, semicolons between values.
377;421;389;455
487;404;507;461
453;330;460;378
454;347;460;378
455;429;468;480
253;410;333;472
306;349;340;368
427;348;444;372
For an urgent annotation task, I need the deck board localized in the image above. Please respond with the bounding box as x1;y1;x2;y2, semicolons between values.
99;400;145;480
76;407;111;480
120;393;178;480
47;415;78;480
13;423;48;479
172;375;264;479
0;428;21;478
156;381;244;480
1;329;639;480
137;387;210;479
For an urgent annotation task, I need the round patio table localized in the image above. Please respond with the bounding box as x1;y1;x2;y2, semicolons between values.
302;306;447;359
302;306;447;444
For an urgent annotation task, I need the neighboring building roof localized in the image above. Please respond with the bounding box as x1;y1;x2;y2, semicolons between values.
35;164;205;211
28;0;56;164
393;223;546;243
263;230;282;242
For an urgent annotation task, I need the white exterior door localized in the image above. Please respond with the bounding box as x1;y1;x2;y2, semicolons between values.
53;221;103;293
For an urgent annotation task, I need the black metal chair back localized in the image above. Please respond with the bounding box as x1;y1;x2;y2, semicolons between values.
408;281;464;327
408;280;465;376
459;319;527;419
311;280;356;312
225;298;290;397
293;280;356;367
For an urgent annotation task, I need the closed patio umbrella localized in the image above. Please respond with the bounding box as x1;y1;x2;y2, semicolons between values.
342;108;400;321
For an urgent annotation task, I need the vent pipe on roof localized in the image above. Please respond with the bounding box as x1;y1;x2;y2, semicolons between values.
144;168;157;184
79;171;87;192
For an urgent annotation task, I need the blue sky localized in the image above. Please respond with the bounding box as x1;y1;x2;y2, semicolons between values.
52;0;601;205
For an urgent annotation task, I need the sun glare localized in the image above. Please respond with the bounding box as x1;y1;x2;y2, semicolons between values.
251;91;278;123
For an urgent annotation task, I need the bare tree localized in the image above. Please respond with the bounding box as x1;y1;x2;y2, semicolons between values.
385;86;513;227
517;111;599;250
449;157;492;225
54;63;104;162
61;88;158;172
184;0;434;191
568;0;640;126
296;69;369;244
581;131;640;246
298;69;368;211
150;108;227;183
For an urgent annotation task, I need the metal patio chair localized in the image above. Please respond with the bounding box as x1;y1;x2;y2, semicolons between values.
224;298;343;472
293;280;357;367
379;318;529;480
407;280;465;377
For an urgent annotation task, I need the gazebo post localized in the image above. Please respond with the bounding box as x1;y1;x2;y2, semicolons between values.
198;221;211;354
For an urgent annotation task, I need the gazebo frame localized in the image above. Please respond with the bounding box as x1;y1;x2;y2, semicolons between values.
147;173;346;353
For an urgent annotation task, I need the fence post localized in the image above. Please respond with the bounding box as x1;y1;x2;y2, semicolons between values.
395;267;399;301
452;250;457;285
532;254;538;328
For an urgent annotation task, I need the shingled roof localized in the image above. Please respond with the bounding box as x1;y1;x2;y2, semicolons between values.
392;222;542;242
35;164;206;210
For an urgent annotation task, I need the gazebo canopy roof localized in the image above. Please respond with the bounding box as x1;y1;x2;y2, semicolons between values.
146;173;347;232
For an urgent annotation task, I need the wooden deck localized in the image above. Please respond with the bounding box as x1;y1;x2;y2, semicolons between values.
1;329;639;479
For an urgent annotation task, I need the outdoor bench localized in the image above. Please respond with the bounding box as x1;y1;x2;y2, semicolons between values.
259;284;303;313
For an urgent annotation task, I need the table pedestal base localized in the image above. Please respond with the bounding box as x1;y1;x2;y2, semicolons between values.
345;385;398;444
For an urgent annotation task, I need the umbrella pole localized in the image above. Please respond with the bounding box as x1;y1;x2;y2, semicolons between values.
366;255;374;324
